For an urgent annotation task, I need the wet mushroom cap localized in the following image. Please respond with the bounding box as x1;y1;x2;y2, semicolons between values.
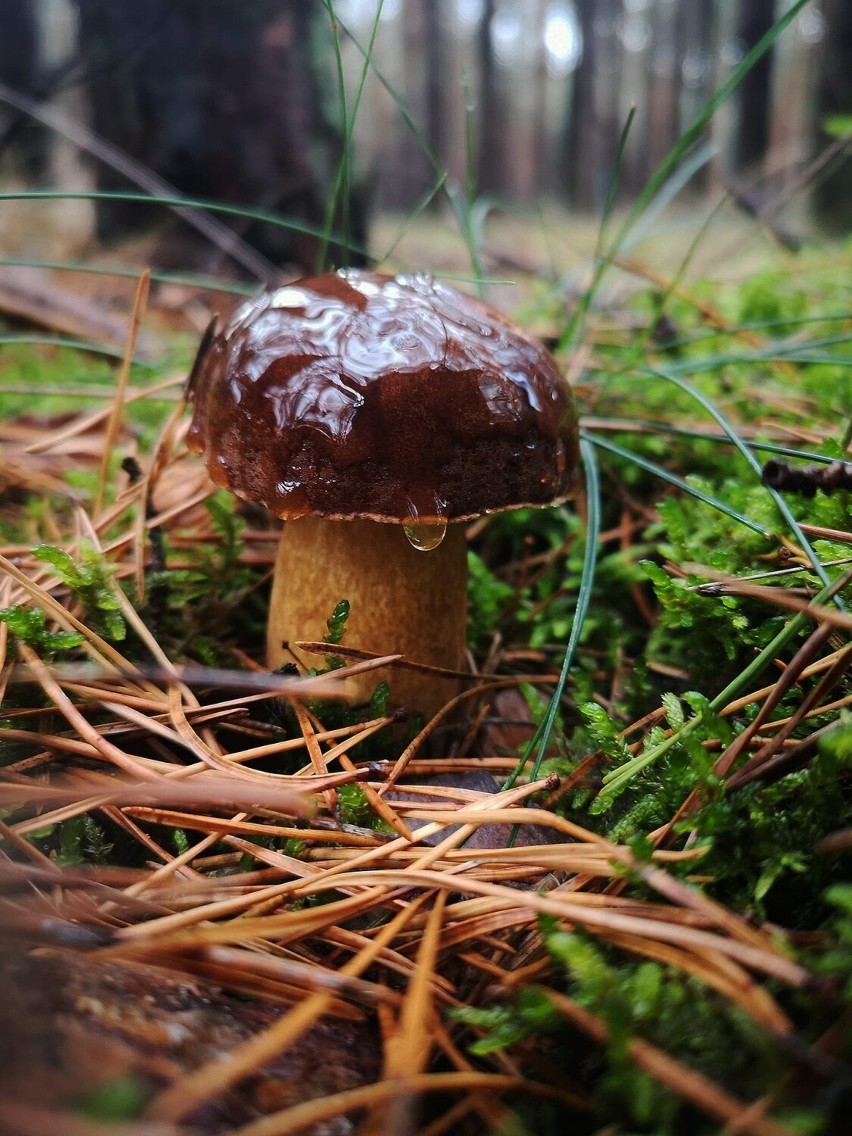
186;270;579;522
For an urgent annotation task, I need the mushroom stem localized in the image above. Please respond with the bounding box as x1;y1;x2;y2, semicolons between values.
267;517;468;719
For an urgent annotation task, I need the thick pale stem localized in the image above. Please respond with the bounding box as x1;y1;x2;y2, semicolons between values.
267;517;468;720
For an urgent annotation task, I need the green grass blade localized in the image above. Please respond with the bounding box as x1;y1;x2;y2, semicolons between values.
0;334;159;367
583;430;772;538
584;418;845;466
504;436;601;791
643;364;846;608
319;0;384;270
564;0;812;351
560;106;636;348
610;0;811;254
319;1;352;272
0;190;369;262
0;257;255;297
334;14;484;281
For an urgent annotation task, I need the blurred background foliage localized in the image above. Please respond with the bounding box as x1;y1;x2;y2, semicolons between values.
0;0;848;279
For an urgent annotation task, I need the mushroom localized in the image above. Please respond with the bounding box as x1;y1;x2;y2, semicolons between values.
186;270;579;720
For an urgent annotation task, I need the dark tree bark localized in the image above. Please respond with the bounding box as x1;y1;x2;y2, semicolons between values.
562;0;621;209
561;0;596;208
0;0;44;177
530;0;551;197
476;0;506;196
645;0;680;180
812;0;852;231
676;0;716;193
393;0;447;209
424;0;445;167
732;0;776;173
72;0;365;274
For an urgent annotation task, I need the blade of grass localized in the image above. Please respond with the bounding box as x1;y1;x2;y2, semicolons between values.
561;0;812;348
0;333;160;366
504;436;601;793
584;429;772;538
608;0;811;257
0;256;256;296
560;106;637;347
0;190;369;264
643;364;846;607
318;0;384;271
333;13;484;282
582;418;845;466
0;78;275;282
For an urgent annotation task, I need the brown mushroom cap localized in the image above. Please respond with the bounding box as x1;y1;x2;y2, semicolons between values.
187;270;579;523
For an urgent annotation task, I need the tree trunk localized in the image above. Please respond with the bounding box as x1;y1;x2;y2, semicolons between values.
0;0;41;177
530;0;551;197
812;0;852;231
562;0;622;210
645;0;680;180
732;0;776;173
562;0;597;208
476;0;505;196
74;0;364;273
424;0;444;169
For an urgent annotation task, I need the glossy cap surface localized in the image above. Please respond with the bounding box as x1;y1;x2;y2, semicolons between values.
187;270;579;522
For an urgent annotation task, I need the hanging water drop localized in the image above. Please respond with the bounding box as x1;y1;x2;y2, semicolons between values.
403;517;448;551
400;489;448;551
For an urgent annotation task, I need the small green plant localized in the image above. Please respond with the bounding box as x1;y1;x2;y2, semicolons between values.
145;493;268;662
0;604;85;652
58;814;115;865
33;542;126;641
322;597;351;669
451;986;561;1056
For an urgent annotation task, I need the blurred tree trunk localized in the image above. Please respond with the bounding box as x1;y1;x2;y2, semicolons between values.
1;0;96;251
709;0;739;189
424;0;444;171
732;0;775;173
563;0;621;209
766;0;821;195
476;0;505;195
812;0;852;231
562;0;596;207
530;0;551;197
0;0;40;176
74;0;364;274
676;0;715;193
645;0;680;179
399;0;445;208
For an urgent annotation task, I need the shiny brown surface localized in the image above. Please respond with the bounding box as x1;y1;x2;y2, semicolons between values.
187;271;579;521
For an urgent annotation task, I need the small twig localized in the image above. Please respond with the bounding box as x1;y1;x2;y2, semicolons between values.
94;269;150;516
762;458;852;497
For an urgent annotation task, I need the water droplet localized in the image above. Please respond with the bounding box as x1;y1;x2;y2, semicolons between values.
210;452;231;487
402;490;448;550
403;517;448;551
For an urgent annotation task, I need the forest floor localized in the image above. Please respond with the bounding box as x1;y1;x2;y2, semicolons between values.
0;202;849;1136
